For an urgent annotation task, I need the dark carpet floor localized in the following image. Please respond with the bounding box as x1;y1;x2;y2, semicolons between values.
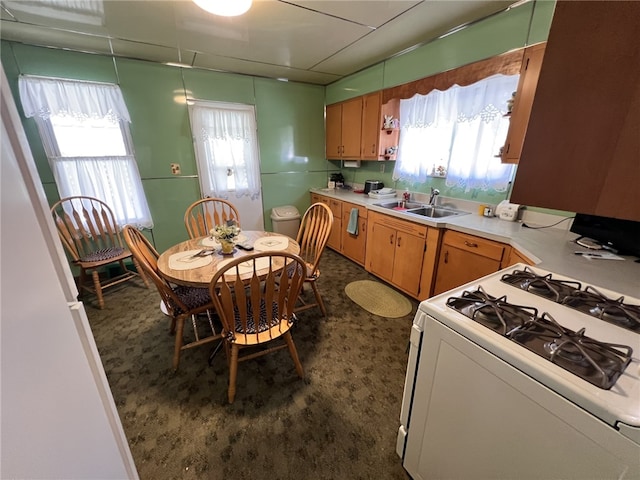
86;249;417;479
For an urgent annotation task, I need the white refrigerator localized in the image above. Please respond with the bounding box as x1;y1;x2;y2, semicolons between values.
1;65;138;478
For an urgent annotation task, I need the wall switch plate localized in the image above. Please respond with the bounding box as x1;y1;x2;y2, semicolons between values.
171;163;181;175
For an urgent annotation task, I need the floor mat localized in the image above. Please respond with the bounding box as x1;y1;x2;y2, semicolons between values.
345;280;413;318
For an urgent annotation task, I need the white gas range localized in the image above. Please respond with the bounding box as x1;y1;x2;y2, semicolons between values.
397;263;640;480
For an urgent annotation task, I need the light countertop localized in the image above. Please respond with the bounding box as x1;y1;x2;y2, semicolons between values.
310;188;640;297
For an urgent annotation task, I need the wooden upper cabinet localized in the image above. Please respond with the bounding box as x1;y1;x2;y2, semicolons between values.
360;91;381;160
501;43;546;164
325;97;363;159
510;1;640;221
325;103;342;159
341;97;362;159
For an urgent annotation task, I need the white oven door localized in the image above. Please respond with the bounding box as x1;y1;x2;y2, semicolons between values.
403;315;640;480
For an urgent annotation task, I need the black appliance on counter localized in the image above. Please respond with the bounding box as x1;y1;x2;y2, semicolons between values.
329;172;344;188
364;180;384;194
570;213;640;257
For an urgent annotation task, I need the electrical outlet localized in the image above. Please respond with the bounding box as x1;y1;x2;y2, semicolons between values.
171;163;181;175
380;163;385;173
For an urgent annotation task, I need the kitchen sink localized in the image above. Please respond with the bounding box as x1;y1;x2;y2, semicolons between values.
405;206;468;218
374;201;424;210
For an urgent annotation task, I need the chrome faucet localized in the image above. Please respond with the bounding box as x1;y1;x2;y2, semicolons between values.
429;187;440;206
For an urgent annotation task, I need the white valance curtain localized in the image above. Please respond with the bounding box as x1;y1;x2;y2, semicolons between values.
188;101;261;200
18;75;153;229
19;76;131;122
393;73;518;192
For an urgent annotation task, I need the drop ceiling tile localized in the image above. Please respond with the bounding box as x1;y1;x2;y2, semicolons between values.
0;20;112;54
111;38;193;65
285;0;421;28
101;0;179;48
192;50;340;85
315;0;514;75
1;6;16;21
176;0;372;70
2;0;108;34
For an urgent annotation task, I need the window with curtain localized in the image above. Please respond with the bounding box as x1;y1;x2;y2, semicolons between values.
188;100;261;200
392;73;519;192
18;75;153;229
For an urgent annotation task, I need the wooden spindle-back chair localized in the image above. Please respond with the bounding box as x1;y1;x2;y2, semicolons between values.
208;251;307;403
50;196;148;309
122;225;223;370
294;202;334;316
184;198;241;239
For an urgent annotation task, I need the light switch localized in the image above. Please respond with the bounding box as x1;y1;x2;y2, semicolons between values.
171;163;181;175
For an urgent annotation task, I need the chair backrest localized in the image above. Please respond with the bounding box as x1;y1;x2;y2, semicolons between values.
50;196;125;262
208;251;307;344
122;225;190;317
184;198;241;239
295;202;334;276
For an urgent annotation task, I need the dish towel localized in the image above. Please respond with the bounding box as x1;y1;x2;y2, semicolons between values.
347;208;359;235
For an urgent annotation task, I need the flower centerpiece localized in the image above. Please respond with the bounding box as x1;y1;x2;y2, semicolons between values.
210;223;241;254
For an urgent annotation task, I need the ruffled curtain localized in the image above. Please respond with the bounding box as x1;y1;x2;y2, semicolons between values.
189;101;261;200
393;74;518;192
19;76;130;122
18;75;153;229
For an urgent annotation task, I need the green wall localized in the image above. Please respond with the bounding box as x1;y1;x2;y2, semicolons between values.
1;42;328;252
325;0;556;206
1;0;561;259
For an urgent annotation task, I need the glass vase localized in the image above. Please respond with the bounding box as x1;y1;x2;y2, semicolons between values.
219;239;235;255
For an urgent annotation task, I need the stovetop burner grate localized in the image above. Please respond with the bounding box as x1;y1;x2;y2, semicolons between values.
446;288;634;389
501;267;582;302
501;267;640;333
562;286;640;333
446;287;538;336
509;313;633;390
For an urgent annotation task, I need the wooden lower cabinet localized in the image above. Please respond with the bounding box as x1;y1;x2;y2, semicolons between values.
433;230;507;295
311;193;342;251
310;194;522;301
504;246;534;267
365;212;429;298
341;202;367;265
327;198;342;250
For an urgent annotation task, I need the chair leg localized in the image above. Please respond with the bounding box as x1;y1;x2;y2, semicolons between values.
228;344;240;403
92;270;105;309
78;268;87;300
173;317;185;371
310;280;327;316
131;257;150;288
284;331;304;378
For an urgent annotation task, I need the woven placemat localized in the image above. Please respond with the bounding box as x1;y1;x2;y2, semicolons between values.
345;280;412;318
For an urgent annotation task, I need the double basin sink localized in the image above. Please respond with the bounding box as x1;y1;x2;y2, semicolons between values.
374;201;469;219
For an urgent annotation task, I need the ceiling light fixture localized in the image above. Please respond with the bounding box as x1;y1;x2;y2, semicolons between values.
193;0;252;17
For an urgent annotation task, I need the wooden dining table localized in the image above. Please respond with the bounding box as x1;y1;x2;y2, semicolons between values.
157;230;300;288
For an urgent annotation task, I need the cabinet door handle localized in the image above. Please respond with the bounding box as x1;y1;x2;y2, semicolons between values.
389;234;394;245
444;250;449;264
397;235;402;247
464;241;478;248
371;144;375;154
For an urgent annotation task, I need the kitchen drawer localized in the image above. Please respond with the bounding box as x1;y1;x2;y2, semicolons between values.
328;198;343;217
371;211;427;238
342;202;367;219
442;230;505;262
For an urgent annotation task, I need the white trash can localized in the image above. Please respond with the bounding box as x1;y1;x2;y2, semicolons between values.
271;205;301;239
